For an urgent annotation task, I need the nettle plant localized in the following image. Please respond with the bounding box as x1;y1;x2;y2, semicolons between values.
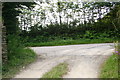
114;4;120;55
114;41;120;55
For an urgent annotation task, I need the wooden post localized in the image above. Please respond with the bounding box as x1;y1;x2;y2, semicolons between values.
0;2;2;79
2;26;7;64
1;2;8;64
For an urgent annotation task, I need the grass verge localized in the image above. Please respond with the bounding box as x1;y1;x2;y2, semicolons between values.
99;54;118;78
25;38;114;47
2;48;37;78
42;62;68;78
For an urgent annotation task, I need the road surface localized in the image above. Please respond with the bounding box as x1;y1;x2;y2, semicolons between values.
15;43;114;78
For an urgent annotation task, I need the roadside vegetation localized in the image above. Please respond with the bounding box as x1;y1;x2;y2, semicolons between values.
99;41;120;78
99;4;120;78
17;2;120;47
25;38;114;47
2;3;37;78
99;54;118;78
42;62;68;78
2;35;37;78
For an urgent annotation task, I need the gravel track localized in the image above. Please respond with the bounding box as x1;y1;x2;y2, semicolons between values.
15;43;114;78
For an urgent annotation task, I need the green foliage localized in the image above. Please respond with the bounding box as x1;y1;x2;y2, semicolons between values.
2;2;37;78
83;31;94;39
21;22;120;42
2;35;37;78
25;38;114;47
11;2;119;43
2;2;35;34
2;48;37;78
7;35;24;56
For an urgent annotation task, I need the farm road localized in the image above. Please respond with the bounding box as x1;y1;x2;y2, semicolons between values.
15;43;114;78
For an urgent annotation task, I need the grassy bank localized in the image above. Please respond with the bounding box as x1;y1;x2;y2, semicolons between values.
99;54;118;78
25;38;114;47
2;48;37;78
99;41;120;78
42;62;68;78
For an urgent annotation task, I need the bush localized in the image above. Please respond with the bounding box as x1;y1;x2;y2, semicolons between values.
2;35;37;78
7;35;24;57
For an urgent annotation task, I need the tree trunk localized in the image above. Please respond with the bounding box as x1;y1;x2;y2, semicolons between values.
59;12;62;25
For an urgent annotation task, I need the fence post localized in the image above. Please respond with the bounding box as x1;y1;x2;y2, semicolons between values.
1;2;8;64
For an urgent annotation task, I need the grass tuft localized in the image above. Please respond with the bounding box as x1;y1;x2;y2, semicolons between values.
42;62;68;78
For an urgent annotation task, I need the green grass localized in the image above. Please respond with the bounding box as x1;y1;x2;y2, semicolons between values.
42;62;68;78
99;54;118;78
0;62;1;79
25;38;114;47
2;48;37;78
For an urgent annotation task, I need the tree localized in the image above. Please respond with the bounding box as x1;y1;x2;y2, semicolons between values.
2;2;35;35
2;2;35;63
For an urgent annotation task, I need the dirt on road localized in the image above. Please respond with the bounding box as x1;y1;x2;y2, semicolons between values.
15;43;114;78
